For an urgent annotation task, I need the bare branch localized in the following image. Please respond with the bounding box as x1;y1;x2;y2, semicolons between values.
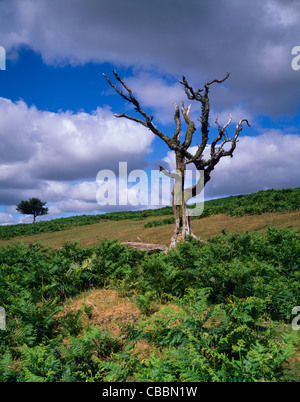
103;72;131;103
180;73;231;161
179;72;230;101
103;70;178;150
204;72;230;91
211;113;232;157
114;113;148;128
204;117;250;178
159;165;181;181
172;102;181;142
104;70;147;119
220;118;250;157
180;101;196;149
216;113;232;134
179;76;203;101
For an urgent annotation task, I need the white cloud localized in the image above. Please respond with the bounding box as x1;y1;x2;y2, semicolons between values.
0;95;157;219
0;96;154;201
122;73;252;130
0;0;299;220
0;97;153;170
53;199;99;214
4;131;299;220
161;132;300;199
69;181;98;202
0;212;14;225
207;131;300;197
264;0;300;27
125;74;184;124
1;0;300;116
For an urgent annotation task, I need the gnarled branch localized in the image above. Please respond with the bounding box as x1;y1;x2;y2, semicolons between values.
172;102;181;142
210;114;232;157
179;72;230;162
103;70;177;150
180;101;196;149
204;118;251;176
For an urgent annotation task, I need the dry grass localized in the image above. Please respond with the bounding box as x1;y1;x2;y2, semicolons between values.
0;210;299;249
59;288;182;361
60;287;299;379
2;209;298;378
61;288;141;339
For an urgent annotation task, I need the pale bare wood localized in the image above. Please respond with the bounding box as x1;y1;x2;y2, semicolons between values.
104;70;250;248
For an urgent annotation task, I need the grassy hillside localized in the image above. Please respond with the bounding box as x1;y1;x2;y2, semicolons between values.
1;187;299;241
0;228;299;382
0;187;299;250
0;209;299;249
0;187;299;382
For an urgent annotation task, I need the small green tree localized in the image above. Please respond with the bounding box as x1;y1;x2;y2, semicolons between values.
16;198;48;223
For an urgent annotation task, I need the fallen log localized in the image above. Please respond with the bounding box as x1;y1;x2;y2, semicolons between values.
121;241;168;253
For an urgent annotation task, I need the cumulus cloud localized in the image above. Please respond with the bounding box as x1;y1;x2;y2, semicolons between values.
4;130;300;221
124;74;184;125
0;212;14;225
1;97;153;179
0;96;154;203
1;0;300;117
162;131;300;199
0;95;157;220
205;131;300;198
110;72;252;131
0;0;299;221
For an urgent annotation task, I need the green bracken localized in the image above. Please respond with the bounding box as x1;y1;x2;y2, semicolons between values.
0;225;299;382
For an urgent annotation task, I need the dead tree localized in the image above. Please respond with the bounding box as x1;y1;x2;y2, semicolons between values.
103;70;250;248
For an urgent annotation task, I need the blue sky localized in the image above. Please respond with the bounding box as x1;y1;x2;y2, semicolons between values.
0;0;299;224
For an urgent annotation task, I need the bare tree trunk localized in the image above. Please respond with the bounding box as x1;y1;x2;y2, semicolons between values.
169;151;198;248
170;197;193;248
